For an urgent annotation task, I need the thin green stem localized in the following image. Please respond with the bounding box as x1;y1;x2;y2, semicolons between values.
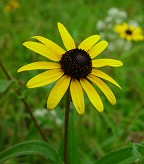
0;60;48;143
64;88;70;164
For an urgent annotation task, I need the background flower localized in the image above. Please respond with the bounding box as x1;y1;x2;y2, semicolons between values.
4;0;20;12
114;22;144;41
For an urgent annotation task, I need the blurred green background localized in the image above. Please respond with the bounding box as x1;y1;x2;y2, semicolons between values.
0;0;144;163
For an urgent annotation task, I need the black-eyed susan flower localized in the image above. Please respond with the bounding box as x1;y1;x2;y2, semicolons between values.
4;0;20;12
114;22;143;41
18;22;123;114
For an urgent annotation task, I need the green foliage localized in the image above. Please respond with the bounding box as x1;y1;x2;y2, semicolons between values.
95;143;144;164
0;79;12;94
0;140;64;164
132;143;144;162
96;147;135;164
68;109;79;164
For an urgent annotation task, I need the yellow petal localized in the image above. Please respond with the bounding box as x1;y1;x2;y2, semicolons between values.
57;22;76;50
88;74;116;105
70;79;85;114
23;41;61;61
32;36;65;55
78;35;101;51
17;62;61;72
47;75;71;110
88;41;108;58
122;23;128;30
26;69;64;88
91;69;121;89
80;79;104;112
92;59;123;68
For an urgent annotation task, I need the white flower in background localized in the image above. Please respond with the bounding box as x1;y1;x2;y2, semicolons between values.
119;10;127;18
105;16;113;23
96;20;105;30
34;108;48;117
50;110;57;117
124;41;132;50
99;32;105;39
108;7;119;17
108;42;115;51
115;18;124;24
95;7;140;53
106;8;127;23
107;7;127;19
55;118;63;126
129;20;139;27
34;108;63;126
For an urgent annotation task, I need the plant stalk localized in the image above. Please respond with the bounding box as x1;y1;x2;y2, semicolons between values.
64;88;70;164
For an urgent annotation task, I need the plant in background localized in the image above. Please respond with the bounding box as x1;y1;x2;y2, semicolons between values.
96;7;128;37
34;108;63;127
96;7;144;53
114;22;144;41
4;0;20;12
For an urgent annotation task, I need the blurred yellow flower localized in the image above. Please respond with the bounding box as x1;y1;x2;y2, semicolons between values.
114;23;143;41
18;22;123;114
4;0;20;12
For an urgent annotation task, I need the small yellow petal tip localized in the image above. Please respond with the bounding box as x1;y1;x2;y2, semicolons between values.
112;102;116;105
79;111;85;115
31;36;40;39
31;36;36;39
47;101;53;111
57;22;65;28
26;81;34;88
47;105;54;111
99;109;104;113
26;83;30;88
22;42;27;46
57;22;61;26
76;108;85;115
57;22;62;25
17;69;21;73
104;40;108;46
120;61;123;66
98;106;104;113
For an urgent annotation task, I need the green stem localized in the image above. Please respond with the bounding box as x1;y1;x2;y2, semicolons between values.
0;60;48;143
64;88;70;164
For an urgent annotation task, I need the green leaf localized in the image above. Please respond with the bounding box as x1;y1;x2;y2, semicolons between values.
95;147;136;164
69;109;79;164
132;143;144;163
0;140;64;164
0;79;12;94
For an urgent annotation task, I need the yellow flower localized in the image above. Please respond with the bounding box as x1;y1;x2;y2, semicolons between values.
4;0;20;12
114;23;144;41
18;22;123;114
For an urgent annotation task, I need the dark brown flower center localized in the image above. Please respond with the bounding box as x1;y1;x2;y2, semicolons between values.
60;48;92;79
125;29;132;35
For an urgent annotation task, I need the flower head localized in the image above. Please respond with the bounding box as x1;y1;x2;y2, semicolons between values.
114;22;144;41
4;0;20;12
18;22;123;114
